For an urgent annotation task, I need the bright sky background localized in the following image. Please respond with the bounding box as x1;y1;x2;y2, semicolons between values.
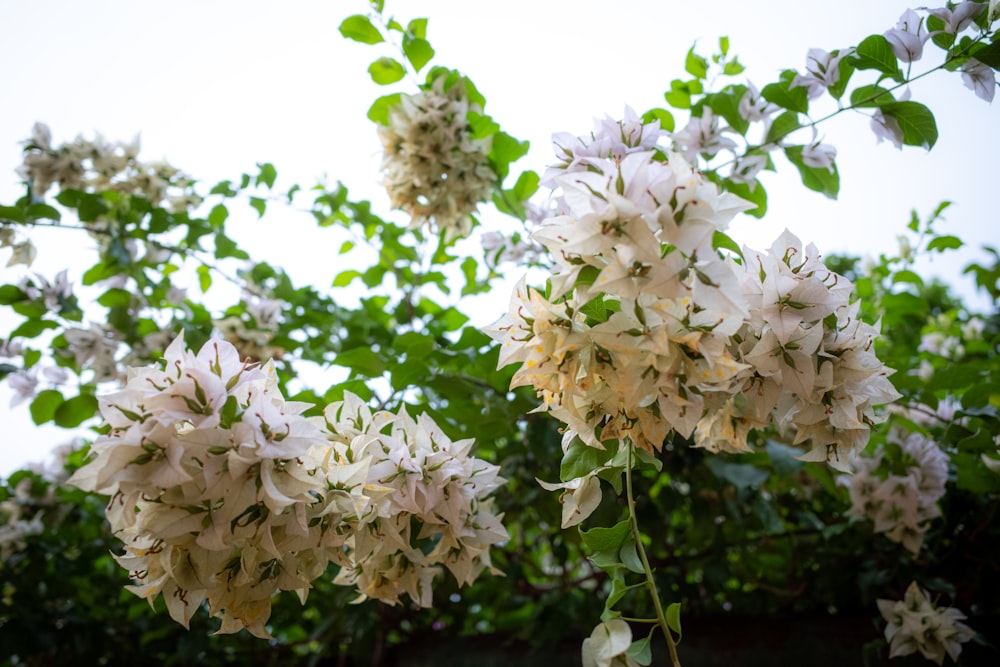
0;0;996;474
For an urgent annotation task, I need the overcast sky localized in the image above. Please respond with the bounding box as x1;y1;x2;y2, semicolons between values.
0;0;996;474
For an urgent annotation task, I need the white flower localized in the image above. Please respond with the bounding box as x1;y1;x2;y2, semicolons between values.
738;82;777;123
7;369;37;407
791;48;853;99
582;619;638;667
877;582;976;665
6;241;37;268
926;2;984;34
961;59;996;103
671;108;738;161
801;140;837;172
885;9;934;63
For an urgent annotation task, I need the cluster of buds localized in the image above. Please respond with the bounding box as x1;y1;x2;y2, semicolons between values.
378;76;495;240
68;335;506;637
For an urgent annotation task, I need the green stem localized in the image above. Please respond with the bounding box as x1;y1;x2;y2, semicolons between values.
625;441;681;667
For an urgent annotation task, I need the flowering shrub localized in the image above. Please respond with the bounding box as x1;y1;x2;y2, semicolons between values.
1;1;999;665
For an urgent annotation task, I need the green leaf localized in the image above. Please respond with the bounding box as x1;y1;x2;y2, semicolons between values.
761;71;809;113
0;205;25;223
25;203;61;221
579;519;630;553
338;14;384;44
627;635;653;667
666;602;683;637
214;233;249;260
489;131;529;182
561;437;616;481
467;111;501;139
850;84;895;108
854;35;903;80
619;539;644;574
881;101;938;149
512;170;540;201
10;319;58;339
97;288;133;308
196;264;212;292
926;235;963;252
685;46;708;79
402;36;434;72
719;36;729;56
784;145;840;199
367;93;403;125
641;107;675;132
765;110;801;145
969;40;1000;69
334;347;386;377
0;284;28;304
54;394;98;428
208;203;228;229
249;197;266;218
407;17;428;39
708;85;749;135
30;389;64;425
255;162;277;189
712;230;744;259
723;58;745;76
891;269;924;286
367;56;406;85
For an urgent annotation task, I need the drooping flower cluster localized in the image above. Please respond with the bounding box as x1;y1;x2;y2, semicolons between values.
68;335;506;636
878;581;976;664
18;123;199;209
378;76;495;240
325;394;507;607
724;231;900;466
843;426;949;554
487;114;898;474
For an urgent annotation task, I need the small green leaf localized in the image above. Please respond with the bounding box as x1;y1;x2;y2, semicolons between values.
854;34;903;79
30;389;64;425
54;394;98;428
367;93;403;125
881;101;938;149
402;36;434;72
891;269;924;286
511;170;540;202
628;635;653;666
406;17;428;39
926;235;963;252
334;347;386;377
97;288;133;308
641;107;675;132
0;205;25;223
338;240;355;255
850;84;895;108
619;539;644;574
197;264;212;292
579;519;631;553
367;57;406;85
0;285;28;304
666;602;683;637
712;230;744;259
338;14;384;44
761;71;809;113
685;46;709;79
765;110;801;145
249;197;266;218
208;204;228;229
25;203;61;221
969;40;1000;69
10;319;58;339
784;145;840;199
561;437;616;481
255;163;277;189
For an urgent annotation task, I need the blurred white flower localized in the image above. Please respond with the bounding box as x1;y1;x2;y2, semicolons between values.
878;582;975;664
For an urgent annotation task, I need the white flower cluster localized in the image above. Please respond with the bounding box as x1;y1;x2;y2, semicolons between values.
378;77;495;240
68;335;506;637
18;123;199;209
878;581;975;665
325;394;507;607
844;426;948;554
214;291;286;364
487;114;898;473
